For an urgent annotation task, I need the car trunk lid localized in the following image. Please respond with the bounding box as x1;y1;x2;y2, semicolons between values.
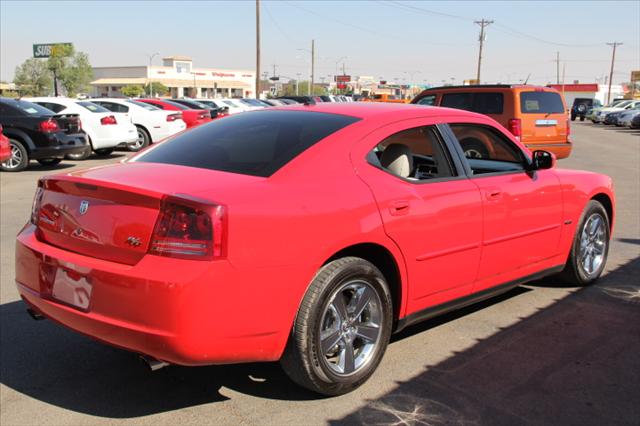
33;162;263;265
519;90;568;145
53;113;82;134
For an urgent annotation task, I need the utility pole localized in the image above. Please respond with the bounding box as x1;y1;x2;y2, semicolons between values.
606;41;622;104
310;39;315;96
474;18;493;84
296;72;301;96
255;0;261;99
555;51;560;85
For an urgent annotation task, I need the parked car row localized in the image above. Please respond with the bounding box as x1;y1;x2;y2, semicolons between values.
586;99;640;129
0;96;190;171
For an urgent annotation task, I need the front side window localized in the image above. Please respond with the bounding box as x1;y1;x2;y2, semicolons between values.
134;110;360;177
449;123;525;175
368;126;456;181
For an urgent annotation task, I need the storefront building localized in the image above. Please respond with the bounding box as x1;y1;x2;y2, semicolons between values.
90;56;256;98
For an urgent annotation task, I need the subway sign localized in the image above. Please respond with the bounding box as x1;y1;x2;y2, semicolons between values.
33;43;73;58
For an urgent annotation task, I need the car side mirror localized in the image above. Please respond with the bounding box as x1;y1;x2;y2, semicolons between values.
529;150;556;171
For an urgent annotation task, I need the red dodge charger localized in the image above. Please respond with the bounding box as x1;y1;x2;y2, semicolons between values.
15;103;614;395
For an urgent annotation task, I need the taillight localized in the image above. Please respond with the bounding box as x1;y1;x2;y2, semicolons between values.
39;119;59;133
30;182;44;225
77;119;82;130
508;118;522;138
198;112;210;120
166;113;182;122
100;115;117;125
566;118;571;140
149;195;226;260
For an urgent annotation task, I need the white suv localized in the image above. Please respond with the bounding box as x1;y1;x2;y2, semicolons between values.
25;97;137;159
91;99;187;151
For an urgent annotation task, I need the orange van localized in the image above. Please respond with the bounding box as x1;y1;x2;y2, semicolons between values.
364;94;408;104
411;85;572;159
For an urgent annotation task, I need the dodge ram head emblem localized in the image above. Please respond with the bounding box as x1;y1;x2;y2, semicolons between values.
126;236;142;247
79;200;89;215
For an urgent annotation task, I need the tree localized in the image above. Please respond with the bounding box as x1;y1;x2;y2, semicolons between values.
59;52;93;97
45;45;93;97
144;82;169;96
13;58;52;96
121;85;146;97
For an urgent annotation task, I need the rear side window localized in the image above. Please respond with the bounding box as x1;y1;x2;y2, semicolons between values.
77;102;111;113
134;110;360;177
126;100;159;111
95;102;129;113
416;95;436;106
520;92;564;114
441;92;504;114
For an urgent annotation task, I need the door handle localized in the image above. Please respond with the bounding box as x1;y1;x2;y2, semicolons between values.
484;187;502;201
389;200;410;216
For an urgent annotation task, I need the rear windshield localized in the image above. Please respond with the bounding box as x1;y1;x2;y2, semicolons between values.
126;100;159;111
441;92;504;114
134;110;360;177
520;92;564;114
7;100;55;116
77;101;111;113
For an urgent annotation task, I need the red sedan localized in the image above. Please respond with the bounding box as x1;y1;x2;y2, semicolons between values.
136;98;211;128
0;124;10;163
16;103;614;395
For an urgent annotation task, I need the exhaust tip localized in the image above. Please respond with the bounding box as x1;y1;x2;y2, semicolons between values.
139;354;170;371
26;308;45;321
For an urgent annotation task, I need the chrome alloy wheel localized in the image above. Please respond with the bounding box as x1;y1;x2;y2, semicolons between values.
132;129;145;150
4;142;23;169
579;213;607;275
318;280;383;376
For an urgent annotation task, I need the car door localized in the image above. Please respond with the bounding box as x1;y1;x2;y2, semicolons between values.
353;120;483;314
445;122;563;292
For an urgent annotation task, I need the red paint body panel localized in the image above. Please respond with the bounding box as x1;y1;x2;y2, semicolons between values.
136;99;211;128
15;103;615;365
0;125;10;162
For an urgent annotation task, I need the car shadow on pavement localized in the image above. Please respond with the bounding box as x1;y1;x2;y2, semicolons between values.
25;163;76;172
2;259;638;420
329;256;640;426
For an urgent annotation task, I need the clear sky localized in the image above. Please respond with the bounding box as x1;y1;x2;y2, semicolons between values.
1;0;638;86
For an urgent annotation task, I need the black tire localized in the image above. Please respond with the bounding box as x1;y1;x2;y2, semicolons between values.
280;257;393;396
557;200;610;285
1;139;29;172
37;158;62;166
579;116;585;122
571;113;577;121
94;148;114;157
461;138;489;159
65;146;91;161
130;126;151;152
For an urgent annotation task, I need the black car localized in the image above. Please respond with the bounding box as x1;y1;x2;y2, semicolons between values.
171;99;221;119
631;114;640;129
0;98;88;172
278;96;315;104
571;98;601;121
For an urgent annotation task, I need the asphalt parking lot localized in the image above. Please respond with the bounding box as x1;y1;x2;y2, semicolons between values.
1;122;638;426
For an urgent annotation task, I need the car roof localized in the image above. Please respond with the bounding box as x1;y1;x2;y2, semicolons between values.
276;101;487;121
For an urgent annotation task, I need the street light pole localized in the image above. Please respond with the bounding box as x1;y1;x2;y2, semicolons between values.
296;72;301;96
255;0;261;99
146;52;159;97
310;39;315;96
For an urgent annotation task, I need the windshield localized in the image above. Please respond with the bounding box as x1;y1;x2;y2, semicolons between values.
133;110;360;177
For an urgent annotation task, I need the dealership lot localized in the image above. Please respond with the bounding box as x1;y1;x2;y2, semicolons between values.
0;122;638;424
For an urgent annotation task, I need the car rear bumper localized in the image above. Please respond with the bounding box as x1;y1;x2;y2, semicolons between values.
15;224;300;366
30;134;89;159
523;142;572;159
